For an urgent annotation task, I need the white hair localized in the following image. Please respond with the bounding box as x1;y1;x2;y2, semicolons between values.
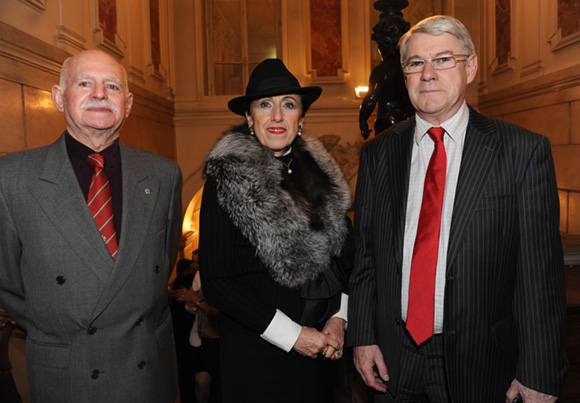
58;51;130;95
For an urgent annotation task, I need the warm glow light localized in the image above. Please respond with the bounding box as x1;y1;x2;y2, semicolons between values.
182;186;204;259
355;86;369;98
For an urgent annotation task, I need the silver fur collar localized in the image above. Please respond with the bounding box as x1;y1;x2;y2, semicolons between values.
204;130;352;288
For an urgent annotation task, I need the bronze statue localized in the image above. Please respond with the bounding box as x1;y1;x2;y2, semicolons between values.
359;0;414;139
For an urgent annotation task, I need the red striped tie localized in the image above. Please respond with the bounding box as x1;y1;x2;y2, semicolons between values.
406;127;447;345
87;153;118;260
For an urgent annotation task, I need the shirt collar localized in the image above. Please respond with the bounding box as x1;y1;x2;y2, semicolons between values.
414;102;469;145
65;131;121;171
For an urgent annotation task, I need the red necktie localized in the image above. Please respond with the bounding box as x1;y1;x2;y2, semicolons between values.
406;127;447;345
87;153;118;260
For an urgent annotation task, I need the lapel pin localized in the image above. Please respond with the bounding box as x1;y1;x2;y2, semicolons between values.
145;188;151;194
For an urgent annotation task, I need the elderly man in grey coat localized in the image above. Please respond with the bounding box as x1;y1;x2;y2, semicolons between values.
0;49;182;403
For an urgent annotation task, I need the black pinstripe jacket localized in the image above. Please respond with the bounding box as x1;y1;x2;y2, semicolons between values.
348;106;567;402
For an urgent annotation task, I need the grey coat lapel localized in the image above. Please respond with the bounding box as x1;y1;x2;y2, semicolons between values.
28;136;114;284
447;108;500;271
91;142;160;318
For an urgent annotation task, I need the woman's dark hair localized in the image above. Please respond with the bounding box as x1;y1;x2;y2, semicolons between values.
244;94;309;118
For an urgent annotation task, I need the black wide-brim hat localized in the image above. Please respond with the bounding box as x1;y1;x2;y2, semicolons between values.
228;58;322;116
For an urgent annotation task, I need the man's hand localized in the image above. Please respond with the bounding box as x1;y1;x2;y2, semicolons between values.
506;379;557;403
353;345;389;393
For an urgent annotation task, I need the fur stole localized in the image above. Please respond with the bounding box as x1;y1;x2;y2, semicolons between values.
203;127;352;288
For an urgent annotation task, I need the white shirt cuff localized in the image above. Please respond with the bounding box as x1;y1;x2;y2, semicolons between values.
260;309;302;352
332;293;348;327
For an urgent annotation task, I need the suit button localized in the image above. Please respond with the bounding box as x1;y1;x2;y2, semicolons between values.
56;276;66;285
91;370;100;379
395;317;401;325
138;361;147;369
136;317;144;326
154;265;160;273
88;326;97;335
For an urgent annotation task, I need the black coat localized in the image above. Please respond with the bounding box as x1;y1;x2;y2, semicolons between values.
200;128;353;402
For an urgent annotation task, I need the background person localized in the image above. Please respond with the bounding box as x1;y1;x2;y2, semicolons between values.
199;58;354;403
171;258;197;402
172;251;222;403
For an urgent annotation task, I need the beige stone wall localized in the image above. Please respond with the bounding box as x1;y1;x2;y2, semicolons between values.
3;0;577;234
477;0;580;235
171;0;457;207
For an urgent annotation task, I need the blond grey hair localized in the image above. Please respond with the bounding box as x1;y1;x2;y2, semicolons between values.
399;15;476;63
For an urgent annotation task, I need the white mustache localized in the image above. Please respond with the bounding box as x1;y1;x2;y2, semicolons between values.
81;100;118;112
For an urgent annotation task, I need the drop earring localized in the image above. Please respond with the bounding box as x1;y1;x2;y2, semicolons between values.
297;125;302;136
249;125;255;136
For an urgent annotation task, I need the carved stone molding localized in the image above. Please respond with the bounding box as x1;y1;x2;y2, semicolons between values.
490;53;516;76
145;0;167;84
549;29;580;52
479;64;580;114
94;28;126;59
129;65;146;85
0;22;67;90
17;0;46;12
318;134;362;183
490;0;516;76
549;0;580;52
520;60;543;79
58;26;87;54
92;0;126;58
148;62;167;82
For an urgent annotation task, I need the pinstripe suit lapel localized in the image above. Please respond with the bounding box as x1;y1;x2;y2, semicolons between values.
447;108;500;271
389;120;415;267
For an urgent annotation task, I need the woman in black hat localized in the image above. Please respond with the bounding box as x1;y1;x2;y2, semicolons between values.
199;58;354;402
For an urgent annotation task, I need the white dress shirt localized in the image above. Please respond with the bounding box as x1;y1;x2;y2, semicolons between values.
401;102;469;334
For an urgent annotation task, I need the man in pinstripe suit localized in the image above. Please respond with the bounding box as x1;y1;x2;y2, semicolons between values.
348;15;567;403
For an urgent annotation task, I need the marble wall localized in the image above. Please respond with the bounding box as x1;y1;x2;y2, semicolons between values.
495;0;510;66
310;0;343;77
559;0;580;38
